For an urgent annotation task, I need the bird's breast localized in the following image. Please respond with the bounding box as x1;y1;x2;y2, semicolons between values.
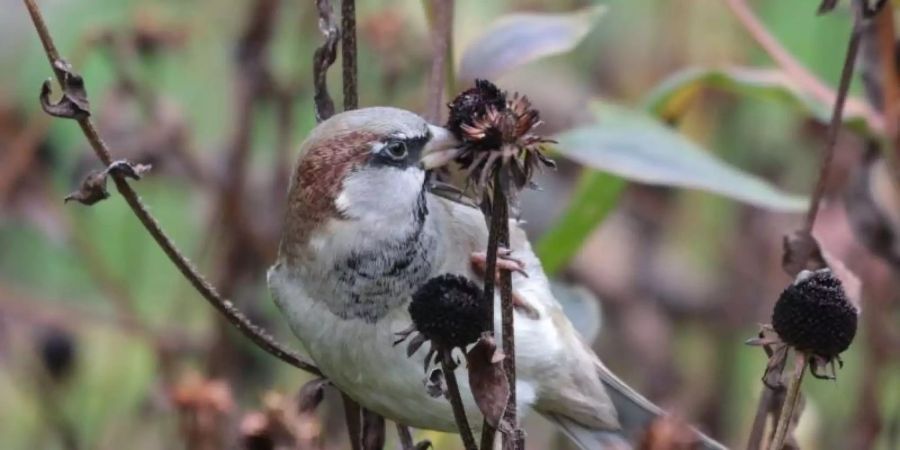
303;212;444;323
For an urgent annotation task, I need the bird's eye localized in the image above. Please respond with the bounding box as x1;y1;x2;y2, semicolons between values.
384;141;408;160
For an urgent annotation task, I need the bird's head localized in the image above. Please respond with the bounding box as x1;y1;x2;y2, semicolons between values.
279;107;458;261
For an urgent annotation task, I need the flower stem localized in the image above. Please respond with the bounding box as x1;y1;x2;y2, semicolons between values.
441;350;478;450
768;352;806;450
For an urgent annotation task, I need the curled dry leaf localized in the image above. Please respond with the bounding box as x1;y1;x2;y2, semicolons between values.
465;333;509;429
297;377;329;413
313;0;339;122
64;160;152;206
782;231;862;309
424;367;445;398
64;170;109;205
107;159;152;180
39;60;91;120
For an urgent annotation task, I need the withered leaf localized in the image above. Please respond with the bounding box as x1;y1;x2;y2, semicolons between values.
782;230;825;276
64;170;109;205
424;368;445;398
297;377;330;413
782;230;862;309
465;333;508;428
39;60;91;120
107;160;152;180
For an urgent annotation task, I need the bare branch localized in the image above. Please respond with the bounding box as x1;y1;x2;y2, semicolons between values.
21;0;320;375
314;0;339;122
341;0;358;111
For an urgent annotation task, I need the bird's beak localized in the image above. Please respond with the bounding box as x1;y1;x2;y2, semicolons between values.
420;125;461;170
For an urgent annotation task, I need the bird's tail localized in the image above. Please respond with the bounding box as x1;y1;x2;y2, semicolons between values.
543;361;728;450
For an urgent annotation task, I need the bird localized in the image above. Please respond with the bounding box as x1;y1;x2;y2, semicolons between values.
267;106;725;449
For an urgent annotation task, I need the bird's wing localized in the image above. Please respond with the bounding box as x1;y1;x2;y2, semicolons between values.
428;194;620;430
429;194;728;450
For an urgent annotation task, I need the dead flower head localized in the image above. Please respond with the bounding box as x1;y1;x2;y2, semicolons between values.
446;79;555;190
748;268;858;384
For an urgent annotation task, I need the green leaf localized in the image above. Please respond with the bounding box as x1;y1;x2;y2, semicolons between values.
537;170;625;275
554;102;808;211
643;66;875;136
458;5;605;82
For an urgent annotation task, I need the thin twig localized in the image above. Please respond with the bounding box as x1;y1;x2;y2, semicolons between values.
726;0;883;134
441;351;478;450
341;0;358;111
478;182;503;450
746;341;788;450
424;0;454;123
314;0;339;122
802;1;864;235
342;393;363;450
494;175;521;450
396;424;415;450
21;0;320;375
768;353;806;450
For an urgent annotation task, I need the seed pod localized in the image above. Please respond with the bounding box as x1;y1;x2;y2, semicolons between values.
408;274;489;350
37;327;76;382
772;269;858;358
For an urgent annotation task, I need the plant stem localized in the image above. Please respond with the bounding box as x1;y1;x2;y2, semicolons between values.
424;0;454;123
441;350;478;450
768;353;806;450
746;343;788;450
21;0;320;375
493;176;521;450
802;2;864;235
341;0;358;111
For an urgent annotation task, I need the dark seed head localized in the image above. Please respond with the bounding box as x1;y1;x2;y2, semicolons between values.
409;274;489;349
446;79;507;143
772;269;858;358
37;327;76;382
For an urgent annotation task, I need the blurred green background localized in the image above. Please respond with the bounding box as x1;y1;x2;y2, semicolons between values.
1;0;898;449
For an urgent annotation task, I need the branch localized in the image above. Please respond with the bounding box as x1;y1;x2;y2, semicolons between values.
441;351;478;450
424;0;454;123
22;0;320;376
341;0;358;111
801;1;865;235
313;0;339;122
726;0;884;135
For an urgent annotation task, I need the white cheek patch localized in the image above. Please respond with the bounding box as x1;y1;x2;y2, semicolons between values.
335;167;425;221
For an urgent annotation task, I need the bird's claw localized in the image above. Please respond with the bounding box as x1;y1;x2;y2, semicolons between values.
470;249;528;278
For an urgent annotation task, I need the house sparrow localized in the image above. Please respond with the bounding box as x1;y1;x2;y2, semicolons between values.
268;107;724;449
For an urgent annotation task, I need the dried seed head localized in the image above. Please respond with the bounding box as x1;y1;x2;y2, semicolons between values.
772;269;858;359
408;274;489;350
37;327;76;382
445;79;554;190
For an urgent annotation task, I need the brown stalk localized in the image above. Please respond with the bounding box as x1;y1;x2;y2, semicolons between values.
441;350;478;450
757;2;865;449
801;1;865;235
425;0;454;123
480;170;521;450
21;0;320;375
342;393;363;450
314;0;339;122
725;0;884;134
341;0;358;111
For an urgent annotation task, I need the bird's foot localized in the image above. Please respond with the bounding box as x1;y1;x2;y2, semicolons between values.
470;250;539;319
470;248;528;278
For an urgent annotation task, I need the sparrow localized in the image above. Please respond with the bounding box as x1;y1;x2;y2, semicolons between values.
267;107;725;449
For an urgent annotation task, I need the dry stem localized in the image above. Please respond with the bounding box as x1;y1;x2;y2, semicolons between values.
441;350;478;450
768;353;806;450
22;0;320;375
